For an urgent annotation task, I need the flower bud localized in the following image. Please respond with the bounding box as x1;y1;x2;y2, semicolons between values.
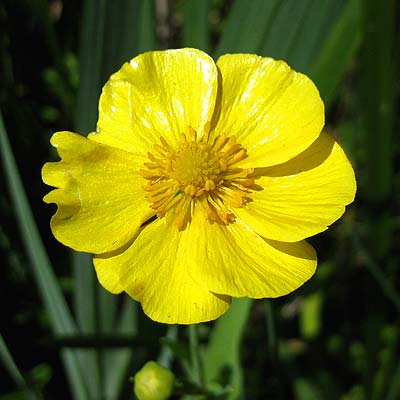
133;361;175;400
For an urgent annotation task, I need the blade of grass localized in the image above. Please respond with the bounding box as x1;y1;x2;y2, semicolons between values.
0;333;40;400
216;0;358;108
104;299;139;399
72;0;109;396
182;0;210;52
0;110;89;400
136;0;157;53
101;0;153;81
215;0;346;70
203;298;252;399
158;325;179;369
285;0;345;71
358;0;396;259
257;0;360;111
309;0;362;107
214;0;280;57
259;0;314;59
264;300;278;364
74;0;107;333
360;0;395;202
188;325;204;386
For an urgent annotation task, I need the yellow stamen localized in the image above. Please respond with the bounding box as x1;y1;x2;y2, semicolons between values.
140;125;255;230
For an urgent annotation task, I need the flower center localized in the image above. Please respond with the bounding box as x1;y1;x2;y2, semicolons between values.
140;126;255;230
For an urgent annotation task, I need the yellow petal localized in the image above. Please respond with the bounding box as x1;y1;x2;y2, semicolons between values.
213;54;324;168
235;132;356;242
42;131;152;254
94;217;231;324
180;211;317;298
90;48;218;155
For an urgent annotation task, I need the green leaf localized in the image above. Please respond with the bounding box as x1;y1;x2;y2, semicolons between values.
216;0;358;110
259;0;315;60
309;0;362;107
203;299;252;399
356;0;396;260
358;0;395;203
73;0;108;394
136;0;157;53
182;0;210;52
214;0;280;57
282;0;346;72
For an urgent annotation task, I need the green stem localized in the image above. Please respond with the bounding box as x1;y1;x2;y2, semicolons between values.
189;324;204;387
158;325;178;369
264;300;278;364
0;333;41;400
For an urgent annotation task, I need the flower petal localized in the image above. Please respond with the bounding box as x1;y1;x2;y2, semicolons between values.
42;131;152;254
94;217;231;324
181;211;317;298
213;54;324;168
234;132;356;242
90;48;218;155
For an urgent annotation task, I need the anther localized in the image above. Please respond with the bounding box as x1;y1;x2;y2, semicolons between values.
140;126;255;229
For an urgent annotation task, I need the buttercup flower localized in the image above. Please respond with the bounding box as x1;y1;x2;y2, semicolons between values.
42;48;356;324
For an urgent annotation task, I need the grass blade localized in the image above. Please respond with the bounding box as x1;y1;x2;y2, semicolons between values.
73;0;109;396
203;298;252;399
0;333;40;400
309;0;362;106
0;110;89;400
136;0;157;53
357;0;396;259
214;0;280;57
284;0;345;71
259;0;314;59
182;0;210;52
104;299;139;399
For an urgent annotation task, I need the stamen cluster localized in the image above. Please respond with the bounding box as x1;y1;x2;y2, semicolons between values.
140;126;255;229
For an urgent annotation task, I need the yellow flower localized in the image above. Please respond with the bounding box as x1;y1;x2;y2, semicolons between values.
42;48;356;324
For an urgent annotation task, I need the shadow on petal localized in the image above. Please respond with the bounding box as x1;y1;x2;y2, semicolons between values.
262;238;317;261
252;132;335;178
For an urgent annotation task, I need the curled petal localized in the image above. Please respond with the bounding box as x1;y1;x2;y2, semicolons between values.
42;131;152;254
